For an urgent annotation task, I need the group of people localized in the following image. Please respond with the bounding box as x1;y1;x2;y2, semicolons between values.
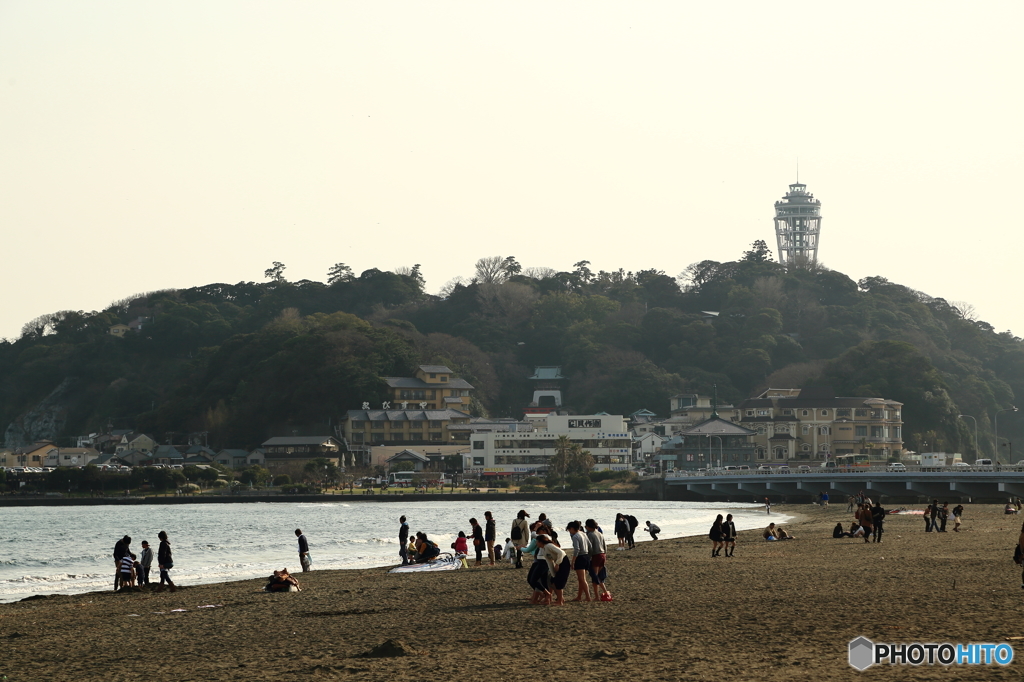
923;500;964;533
113;531;175;592
831;501;886;542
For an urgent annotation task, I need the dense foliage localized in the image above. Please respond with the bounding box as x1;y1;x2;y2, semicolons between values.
2;249;1022;457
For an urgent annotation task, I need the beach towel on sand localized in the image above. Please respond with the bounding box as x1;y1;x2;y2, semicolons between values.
389;553;464;573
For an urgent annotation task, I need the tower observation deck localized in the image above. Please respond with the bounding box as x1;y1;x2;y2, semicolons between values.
773;182;821;268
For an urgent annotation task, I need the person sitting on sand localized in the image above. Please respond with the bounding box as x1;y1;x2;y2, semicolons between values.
265;568;301;592
833;522;850;539
851;522;865;538
763;523;779;541
413;532;441;563
451;531;468;555
1006;503;1018;515
776;526;795;540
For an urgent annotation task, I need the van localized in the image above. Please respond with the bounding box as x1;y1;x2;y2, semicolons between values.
820;460;837;469
973;458;994;471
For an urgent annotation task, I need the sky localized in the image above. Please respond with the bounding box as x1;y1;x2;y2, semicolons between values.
1;2;1022;339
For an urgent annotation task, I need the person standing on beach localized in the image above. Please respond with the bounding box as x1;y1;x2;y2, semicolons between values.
871;501;885;543
625;514;639;549
484;511;497;566
113;535;131;591
156;530;176;593
952;504;964;532
722;514;737;557
929;499;939;532
398;516;410;566
857;504;873;544
614;514;628;550
566;521;592;602
584;519;611;601
469;517;485;566
139;541;153;587
939;503;949;532
511;510;530;569
847;496;856;512
296;529;311;572
764;497;771;515
709;514;724;557
822;491;829;507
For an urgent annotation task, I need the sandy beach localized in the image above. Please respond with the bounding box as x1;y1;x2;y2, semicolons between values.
2;503;1023;681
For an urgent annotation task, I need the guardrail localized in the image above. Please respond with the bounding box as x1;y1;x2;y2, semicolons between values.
665;465;1016;478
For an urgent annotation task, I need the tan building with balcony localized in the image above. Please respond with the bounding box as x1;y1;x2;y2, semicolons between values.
383;365;473;411
732;387;903;463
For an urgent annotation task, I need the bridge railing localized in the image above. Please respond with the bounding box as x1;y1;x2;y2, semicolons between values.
664;464;1017;479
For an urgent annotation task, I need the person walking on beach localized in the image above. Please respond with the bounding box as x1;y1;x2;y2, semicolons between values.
871;501;885;543
722;513;737;557
484;511;497;566
469;517;485;566
822;491;829;507
566;521;592;602
296;529;311;572
952;504;964;532
139;541;153;587
512;510;530;569
585;519;611;601
113;535;131;591
847;496;856;512
156;530;176;593
710;514;725;557
645;521;661;540
939;503;949;532
928;499;939;532
398;516;410;565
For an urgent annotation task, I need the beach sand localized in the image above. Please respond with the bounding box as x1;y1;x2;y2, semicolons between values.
2;504;1023;681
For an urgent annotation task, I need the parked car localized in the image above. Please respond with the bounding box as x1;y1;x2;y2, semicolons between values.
886;463;907;472
722;466;738;472
738;465;750;470
951;462;972;470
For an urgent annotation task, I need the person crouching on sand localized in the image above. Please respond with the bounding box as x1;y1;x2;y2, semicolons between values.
536;534;570;606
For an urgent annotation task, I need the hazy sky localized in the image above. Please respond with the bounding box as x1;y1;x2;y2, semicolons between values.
2;2;1021;340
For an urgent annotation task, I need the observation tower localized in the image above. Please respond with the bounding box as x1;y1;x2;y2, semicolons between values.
773;182;822;268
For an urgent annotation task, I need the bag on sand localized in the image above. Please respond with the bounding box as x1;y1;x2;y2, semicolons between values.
301;553;312;570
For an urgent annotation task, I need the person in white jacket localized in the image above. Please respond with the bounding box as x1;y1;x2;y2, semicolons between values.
536;534;570;606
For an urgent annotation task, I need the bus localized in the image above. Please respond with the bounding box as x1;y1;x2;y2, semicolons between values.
833;454;871;470
386;472;450;487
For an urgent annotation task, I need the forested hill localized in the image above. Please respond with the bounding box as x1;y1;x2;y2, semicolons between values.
3;247;1022;456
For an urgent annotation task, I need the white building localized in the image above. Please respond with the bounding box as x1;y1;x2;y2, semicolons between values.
467;414;631;479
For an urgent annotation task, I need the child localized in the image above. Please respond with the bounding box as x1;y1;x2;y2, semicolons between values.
501;537;516;564
119;552;137;589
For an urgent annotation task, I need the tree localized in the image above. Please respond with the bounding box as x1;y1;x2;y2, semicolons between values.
548;435;595;484
501;256;522;277
327;263;355;284
239;465;271;486
264;262;286;282
742;239;774;263
474;256;508;284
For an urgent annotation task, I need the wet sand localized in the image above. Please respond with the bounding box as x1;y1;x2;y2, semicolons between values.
2;504;1022;681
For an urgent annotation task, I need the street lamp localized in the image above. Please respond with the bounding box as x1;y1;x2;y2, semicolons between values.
958;414;978;459
711;435;725;469
994;406;1018;465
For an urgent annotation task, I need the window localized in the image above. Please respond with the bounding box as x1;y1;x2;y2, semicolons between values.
802;410;809;416
802;426;810;435
757;427;766;435
820;410;829;416
855;426;867;437
802;444;810;451
441;376;448;382
352;420;365;428
473;456;484;466
836;409;851;417
819;426;830;435
871;426;884;438
686;453;694;461
732;453;738;461
473;441;484;450
757;449;765;460
411;421;423;428
746;410;754;417
783;410;793;415
430;373;436;378
744;453;750;461
430;432;442;441
758;410;769;416
774;449;785;459
855;409;868;417
371;433;384;443
821;444;829;451
894;426;901;439
430;420;442;428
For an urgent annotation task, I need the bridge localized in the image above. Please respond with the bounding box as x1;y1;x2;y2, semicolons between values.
661;468;1024;503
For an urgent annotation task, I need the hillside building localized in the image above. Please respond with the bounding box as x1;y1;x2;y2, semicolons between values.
383;365;473;411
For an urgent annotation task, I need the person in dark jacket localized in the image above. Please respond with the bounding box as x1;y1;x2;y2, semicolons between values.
484;511;496;566
295;529;311;572
398;516;410;565
113;535;131;591
156;530;176;592
614;513;628;550
469;517;485;566
722;514;737;557
709;514;724;557
871;502;886;543
625;515;639;549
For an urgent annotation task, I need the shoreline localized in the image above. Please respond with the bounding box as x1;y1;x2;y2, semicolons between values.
5;505;1017;681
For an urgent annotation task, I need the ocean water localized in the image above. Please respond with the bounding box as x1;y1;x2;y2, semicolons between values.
0;499;790;603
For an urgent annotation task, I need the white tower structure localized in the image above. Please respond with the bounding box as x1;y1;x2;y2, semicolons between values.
773;182;821;268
